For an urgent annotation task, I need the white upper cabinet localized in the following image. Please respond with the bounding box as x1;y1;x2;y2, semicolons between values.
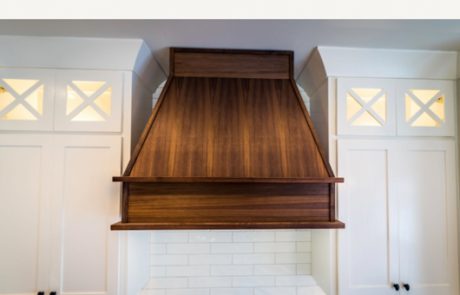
54;70;123;132
337;78;396;136
337;78;455;137
0;69;54;131
0;68;123;132
396;80;455;136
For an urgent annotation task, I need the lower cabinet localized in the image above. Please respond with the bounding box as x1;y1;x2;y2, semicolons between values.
337;139;459;295
0;134;121;295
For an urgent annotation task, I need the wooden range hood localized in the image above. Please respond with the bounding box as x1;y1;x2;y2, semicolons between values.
111;48;344;230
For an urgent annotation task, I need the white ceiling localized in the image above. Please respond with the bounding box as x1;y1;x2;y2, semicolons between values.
1;20;460;77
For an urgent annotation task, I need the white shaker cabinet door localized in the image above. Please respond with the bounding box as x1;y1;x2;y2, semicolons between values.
337;140;400;295
393;140;458;295
0;134;54;294
49;135;122;295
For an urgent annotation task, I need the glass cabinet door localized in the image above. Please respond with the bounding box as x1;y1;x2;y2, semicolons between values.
54;70;123;132
337;78;396;136
0;69;54;131
396;80;454;136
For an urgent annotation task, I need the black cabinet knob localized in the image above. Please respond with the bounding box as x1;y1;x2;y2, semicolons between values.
403;283;410;291
37;292;45;295
50;292;57;295
392;283;400;291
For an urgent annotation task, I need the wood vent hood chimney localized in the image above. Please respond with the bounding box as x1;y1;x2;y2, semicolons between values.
112;48;344;230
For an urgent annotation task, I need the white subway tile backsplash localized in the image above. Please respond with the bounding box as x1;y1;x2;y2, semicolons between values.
147;278;188;289
296;264;312;275
168;243;210;254
275;230;311;242
296;242;312;252
254;287;296;295
254;242;296;253
233;230;275;242
151;266;166;277
211;243;253;253
189;231;233;243
189;277;232;288
210;288;253;295
275;275;316;286
232;276;275;287
151;244;167;254
233;254;275;265
275;253;311;264
152;255;188;266
189;254;232;265
211;265;253;276
254;265;297;276
143;230;316;294
166;266;210;277
166;289;209;295
152;231;189;243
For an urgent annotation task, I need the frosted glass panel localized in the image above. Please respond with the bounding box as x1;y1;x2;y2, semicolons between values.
0;80;43;121
72;106;105;122
66;87;85;115
405;89;444;127
93;87;112;115
0;89;15;112
66;81;111;122
3;79;39;95
72;81;106;97
346;87;386;127
2;104;36;120
351;88;382;103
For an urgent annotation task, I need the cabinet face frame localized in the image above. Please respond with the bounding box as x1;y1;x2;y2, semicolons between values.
54;70;123;132
396;79;455;136
0;69;55;131
337;78;396;136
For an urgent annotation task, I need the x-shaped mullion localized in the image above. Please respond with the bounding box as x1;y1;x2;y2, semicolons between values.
348;88;385;126
0;80;42;119
67;82;110;120
406;90;443;125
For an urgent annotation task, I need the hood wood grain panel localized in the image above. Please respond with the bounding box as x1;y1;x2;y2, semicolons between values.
112;48;344;230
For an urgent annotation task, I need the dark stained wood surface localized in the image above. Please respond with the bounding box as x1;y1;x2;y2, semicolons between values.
111;221;345;230
129;77;330;179
112;48;344;230
173;48;292;79
113;176;344;183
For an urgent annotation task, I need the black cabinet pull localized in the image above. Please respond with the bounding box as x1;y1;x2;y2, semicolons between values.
392;283;400;291
37;292;45;295
403;283;410;291
50;292;57;295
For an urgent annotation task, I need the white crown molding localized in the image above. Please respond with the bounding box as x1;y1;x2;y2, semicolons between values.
0;35;165;91
317;46;458;80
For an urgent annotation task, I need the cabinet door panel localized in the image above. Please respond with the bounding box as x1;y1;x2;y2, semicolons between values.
51;135;121;295
0;135;52;294
337;78;396;136
54;70;123;132
396;80;455;136
338;140;399;295
395;141;458;295
0;69;54;131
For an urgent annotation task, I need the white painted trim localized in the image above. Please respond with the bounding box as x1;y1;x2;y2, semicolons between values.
318;46;458;80
0;36;165;91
